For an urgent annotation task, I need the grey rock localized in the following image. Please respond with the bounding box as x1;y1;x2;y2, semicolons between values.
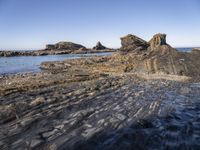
30;139;43;148
93;41;107;50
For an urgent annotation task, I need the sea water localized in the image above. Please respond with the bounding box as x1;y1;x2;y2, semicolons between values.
0;53;112;75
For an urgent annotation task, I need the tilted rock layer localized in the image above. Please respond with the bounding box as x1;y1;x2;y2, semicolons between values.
148;33;167;50
118;33;200;77
120;34;149;52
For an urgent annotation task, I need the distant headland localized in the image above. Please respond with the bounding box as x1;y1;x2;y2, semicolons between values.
0;41;115;57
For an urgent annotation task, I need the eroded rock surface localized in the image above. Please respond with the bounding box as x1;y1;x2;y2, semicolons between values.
0;71;200;150
148;33;167;50
118;33;200;77
120;34;149;52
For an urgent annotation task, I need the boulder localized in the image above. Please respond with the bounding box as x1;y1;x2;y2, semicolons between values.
148;33;167;50
55;42;86;50
93;42;107;50
120;34;149;52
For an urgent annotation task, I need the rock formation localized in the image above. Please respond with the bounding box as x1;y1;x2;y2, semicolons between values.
120;34;149;52
54;42;86;50
93;41;107;50
1;42;115;57
118;33;200;77
148;33;167;50
1;33;200;150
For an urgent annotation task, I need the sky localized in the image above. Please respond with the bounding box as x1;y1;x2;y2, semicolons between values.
0;0;200;50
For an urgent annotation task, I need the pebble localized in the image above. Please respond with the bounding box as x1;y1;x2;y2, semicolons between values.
116;113;127;121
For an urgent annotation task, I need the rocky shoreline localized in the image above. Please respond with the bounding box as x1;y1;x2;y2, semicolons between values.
0;33;200;149
0;41;115;57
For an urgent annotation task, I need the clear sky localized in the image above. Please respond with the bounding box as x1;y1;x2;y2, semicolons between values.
0;0;200;50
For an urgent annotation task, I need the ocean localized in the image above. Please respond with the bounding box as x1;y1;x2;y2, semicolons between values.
0;53;112;75
176;47;195;52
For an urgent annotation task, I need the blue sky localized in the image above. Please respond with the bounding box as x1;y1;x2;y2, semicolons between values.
0;0;200;49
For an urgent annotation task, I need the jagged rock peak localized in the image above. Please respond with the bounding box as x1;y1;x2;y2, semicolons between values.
148;33;167;50
120;34;149;52
93;41;107;50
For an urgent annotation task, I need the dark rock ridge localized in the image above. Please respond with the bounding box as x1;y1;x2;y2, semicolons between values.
45;42;86;50
93;41;107;50
0;42;115;57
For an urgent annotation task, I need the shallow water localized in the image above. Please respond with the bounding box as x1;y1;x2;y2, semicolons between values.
176;47;193;52
0;53;112;75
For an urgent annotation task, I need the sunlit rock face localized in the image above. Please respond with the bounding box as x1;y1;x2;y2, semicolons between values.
117;33;200;77
120;34;149;52
148;33;167;50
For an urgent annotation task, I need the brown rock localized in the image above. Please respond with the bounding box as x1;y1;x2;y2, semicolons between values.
30;97;45;107
192;48;200;55
120;34;149;52
148;33;167;50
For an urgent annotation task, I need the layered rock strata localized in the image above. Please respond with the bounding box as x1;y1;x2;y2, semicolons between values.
120;34;149;52
119;33;200;77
